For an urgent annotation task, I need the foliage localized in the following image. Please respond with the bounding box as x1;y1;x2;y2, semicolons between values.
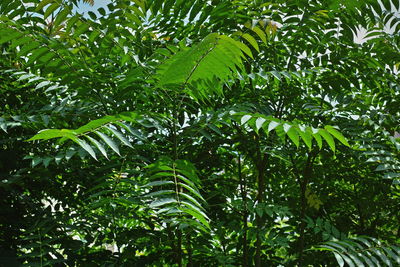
315;236;400;267
1;0;399;266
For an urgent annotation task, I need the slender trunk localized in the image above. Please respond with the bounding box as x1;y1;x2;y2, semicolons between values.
238;154;248;267
255;136;267;267
297;153;314;267
186;232;193;267
166;226;178;263
177;229;183;267
172;101;183;266
255;167;265;267
298;175;307;267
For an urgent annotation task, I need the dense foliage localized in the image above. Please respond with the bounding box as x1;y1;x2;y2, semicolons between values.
1;0;400;266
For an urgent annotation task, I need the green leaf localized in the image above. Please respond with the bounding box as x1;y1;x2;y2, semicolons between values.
179;192;204;210
325;125;350;147
255;117;266;131
267;120;280;133
35;81;51;90
53;6;71;29
44;2;60;20
178;182;204;202
241;33;260;52
341;253;356;267
251;26;267;44
334;252;345;267
382;247;400;264
75;138;97;160
73;112;138;135
36;0;55;11
371;248;392;266
95;131;120;155
270;70;282;80
318;129;335;152
175;174;196;189
28;129;74;141
156;33;245;100
86;135;108;159
287;126;299;147
104;125;132;148
73;23;90;37
312;132;323;149
150;198;177;208
180;206;210;229
143;180;174;187
241;114;252;125
146;190;175;198
297;126;313;150
0;31;24;45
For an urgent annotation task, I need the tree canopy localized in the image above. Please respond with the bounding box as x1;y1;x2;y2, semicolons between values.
1;0;399;266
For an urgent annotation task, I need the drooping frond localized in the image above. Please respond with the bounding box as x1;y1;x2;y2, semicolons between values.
28;112;142;160
229;112;350;152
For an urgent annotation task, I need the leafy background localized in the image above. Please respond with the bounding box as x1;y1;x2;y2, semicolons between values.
1;0;399;266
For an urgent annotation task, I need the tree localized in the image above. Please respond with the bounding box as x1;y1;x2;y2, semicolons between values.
1;0;399;266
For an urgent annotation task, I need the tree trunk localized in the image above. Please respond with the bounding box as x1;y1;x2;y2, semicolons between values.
255;136;268;267
297;153;314;267
238;154;248;267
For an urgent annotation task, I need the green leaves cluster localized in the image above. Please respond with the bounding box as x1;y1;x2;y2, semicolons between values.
1;0;399;266
144;158;209;231
316;236;400;267
28;112;140;160
233;112;350;151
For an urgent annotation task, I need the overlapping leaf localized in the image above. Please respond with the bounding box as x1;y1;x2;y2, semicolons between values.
316;236;400;267
143;157;209;231
28;112;142;160
156;33;252;100
231;112;350;152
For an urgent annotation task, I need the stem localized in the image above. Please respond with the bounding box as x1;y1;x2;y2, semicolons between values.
171;95;183;267
291;152;315;266
238;154;248;267
255;134;267;267
38;229;43;267
186;232;193;267
177;229;183;267
111;159;125;259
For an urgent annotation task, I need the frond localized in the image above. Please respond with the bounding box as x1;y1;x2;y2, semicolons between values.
156;33;252;101
315;236;400;266
28;112;142;160
144;157;209;231
230;112;350;152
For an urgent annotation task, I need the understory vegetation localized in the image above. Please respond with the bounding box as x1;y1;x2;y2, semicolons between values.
1;0;400;266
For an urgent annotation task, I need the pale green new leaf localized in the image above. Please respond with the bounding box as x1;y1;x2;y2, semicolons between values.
241;33;260;52
156;33;248;100
28;129;75;141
